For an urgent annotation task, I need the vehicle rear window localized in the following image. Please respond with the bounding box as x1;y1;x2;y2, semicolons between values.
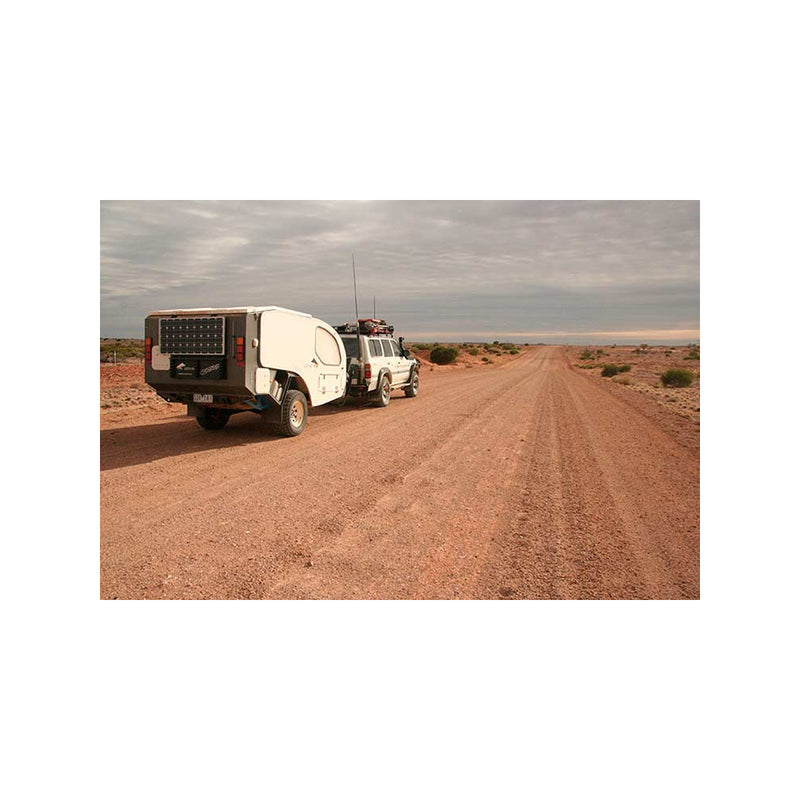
369;340;383;357
381;340;393;357
342;337;359;358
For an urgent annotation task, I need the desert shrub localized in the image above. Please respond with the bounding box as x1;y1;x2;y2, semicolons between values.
509;349;519;355
468;348;480;356
501;343;514;350
579;348;593;361
661;368;694;387
596;349;606;356
430;345;458;365
493;340;500;345
613;375;632;385
481;356;491;363
684;352;700;360
601;364;619;377
617;364;631;373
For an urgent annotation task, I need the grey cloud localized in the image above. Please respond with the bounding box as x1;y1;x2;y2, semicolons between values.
100;200;699;343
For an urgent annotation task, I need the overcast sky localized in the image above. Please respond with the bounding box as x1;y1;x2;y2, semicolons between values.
100;200;699;343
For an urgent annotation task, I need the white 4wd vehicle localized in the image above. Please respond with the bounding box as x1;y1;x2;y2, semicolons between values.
336;319;420;406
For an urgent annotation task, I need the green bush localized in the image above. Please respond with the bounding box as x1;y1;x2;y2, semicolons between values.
509;349;519;355
617;364;631;373
481;356;491;363
579;348;593;361
430;345;458;365
684;352;700;360
468;348;480;356
601;364;619;377
661;368;694;387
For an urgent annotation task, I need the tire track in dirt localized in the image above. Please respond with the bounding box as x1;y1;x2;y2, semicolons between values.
263;351;553;598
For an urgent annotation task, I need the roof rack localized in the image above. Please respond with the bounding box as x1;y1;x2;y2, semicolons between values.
334;318;395;336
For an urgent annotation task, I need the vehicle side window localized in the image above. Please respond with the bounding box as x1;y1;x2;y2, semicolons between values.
315;326;342;366
369;339;383;357
390;340;401;357
381;339;393;357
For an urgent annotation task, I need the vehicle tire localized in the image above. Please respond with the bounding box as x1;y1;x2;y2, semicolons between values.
278;389;308;436
196;408;230;430
375;375;391;407
404;371;419;398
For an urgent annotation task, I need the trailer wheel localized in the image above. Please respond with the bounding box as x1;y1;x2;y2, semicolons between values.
196;408;230;430
404;371;419;398
375;375;391;407
279;389;308;436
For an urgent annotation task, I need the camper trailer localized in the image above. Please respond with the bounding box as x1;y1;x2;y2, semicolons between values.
144;305;347;436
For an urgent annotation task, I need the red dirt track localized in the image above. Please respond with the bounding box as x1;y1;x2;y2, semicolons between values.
100;347;699;599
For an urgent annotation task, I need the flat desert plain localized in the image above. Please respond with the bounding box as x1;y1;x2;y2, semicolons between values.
100;345;700;599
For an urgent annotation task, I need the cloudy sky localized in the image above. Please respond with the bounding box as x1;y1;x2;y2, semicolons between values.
100;200;699;343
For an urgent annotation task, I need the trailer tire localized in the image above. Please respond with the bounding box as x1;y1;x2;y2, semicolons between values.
375;375;392;407
196;408;230;430
279;389;308;436
404;371;419;397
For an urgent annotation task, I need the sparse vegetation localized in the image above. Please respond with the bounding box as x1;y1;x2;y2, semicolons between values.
429;345;459;365
601;364;619;377
579;348;594;361
468;348;480;356
617;364;631;373
684;344;700;361
100;339;144;362
661;368;694;387
481;357;491;363
509;348;519;355
613;375;632;385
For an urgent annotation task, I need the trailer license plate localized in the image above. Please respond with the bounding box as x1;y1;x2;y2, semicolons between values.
193;393;213;403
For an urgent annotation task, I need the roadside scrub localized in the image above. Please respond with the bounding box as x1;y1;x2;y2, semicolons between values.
661;368;694;387
430;345;459;365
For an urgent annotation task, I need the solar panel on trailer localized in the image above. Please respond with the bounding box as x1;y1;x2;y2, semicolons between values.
159;317;226;355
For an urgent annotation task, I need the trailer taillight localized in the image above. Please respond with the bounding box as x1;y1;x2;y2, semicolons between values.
364;363;371;381
235;336;245;366
145;337;152;365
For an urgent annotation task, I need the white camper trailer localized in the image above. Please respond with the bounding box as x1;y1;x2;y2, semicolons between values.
144;305;347;436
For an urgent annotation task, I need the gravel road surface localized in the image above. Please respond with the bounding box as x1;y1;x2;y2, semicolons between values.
100;347;699;599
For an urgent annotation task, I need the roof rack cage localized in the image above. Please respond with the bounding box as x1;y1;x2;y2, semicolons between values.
334;318;395;336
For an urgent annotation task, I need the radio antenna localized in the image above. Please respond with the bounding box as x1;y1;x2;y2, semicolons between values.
373;295;376;319
352;253;359;323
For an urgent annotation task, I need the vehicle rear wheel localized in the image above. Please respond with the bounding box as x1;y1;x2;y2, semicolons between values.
278;389;308;436
404;371;419;397
375;375;391;407
196;408;230;430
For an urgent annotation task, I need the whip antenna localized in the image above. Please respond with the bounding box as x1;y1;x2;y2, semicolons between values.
352;253;359;323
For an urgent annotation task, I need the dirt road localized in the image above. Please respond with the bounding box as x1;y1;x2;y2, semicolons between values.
100;348;699;599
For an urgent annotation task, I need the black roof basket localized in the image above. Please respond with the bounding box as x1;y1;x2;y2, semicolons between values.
334;318;395;336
